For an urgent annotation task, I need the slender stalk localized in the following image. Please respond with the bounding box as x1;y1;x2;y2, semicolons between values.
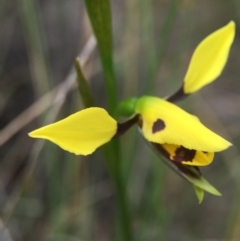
103;140;133;241
114;154;133;241
83;1;133;240
75;40;133;240
84;0;118;114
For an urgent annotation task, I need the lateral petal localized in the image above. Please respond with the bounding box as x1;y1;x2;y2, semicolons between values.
29;107;117;155
135;96;231;152
184;21;235;93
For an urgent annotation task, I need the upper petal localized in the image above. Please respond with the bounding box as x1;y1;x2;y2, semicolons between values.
184;21;235;93
29;107;117;155
135;96;231;152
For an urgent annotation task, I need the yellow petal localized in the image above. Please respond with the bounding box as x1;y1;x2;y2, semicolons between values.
161;143;214;166
135;96;231;152
29;107;117;155
184;21;235;93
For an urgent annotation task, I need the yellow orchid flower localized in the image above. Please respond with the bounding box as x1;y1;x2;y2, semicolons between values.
29;96;231;162
29;21;235;202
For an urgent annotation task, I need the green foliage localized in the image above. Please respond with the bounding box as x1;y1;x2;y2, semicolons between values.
75;58;95;108
84;1;132;240
84;0;117;114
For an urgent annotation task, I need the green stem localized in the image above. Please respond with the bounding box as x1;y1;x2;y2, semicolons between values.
104;140;133;241
83;1;132;239
114;165;133;241
75;61;133;239
84;0;118;114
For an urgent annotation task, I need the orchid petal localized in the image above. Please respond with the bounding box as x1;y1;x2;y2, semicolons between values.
184;21;235;93
29;107;117;155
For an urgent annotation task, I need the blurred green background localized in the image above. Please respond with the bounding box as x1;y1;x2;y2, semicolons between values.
0;0;240;240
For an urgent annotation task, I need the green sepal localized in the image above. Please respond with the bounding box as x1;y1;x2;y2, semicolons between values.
185;173;221;196
117;98;138;117
194;186;204;204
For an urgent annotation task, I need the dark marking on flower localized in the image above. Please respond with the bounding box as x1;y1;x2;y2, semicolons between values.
174;162;201;178
166;84;189;103
114;115;139;137
152;119;165;134
173;146;196;163
151;143;201;179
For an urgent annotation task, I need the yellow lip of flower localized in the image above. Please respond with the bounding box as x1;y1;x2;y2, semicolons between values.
161;143;214;166
149;141;221;201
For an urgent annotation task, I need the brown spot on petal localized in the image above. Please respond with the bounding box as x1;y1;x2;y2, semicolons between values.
151;143;201;179
173;146;196;163
152;119;165;134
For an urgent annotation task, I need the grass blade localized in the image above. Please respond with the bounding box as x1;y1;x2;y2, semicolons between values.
84;0;117;114
75;58;95;108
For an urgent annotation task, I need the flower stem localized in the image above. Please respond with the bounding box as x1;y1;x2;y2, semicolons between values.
84;1;133;239
114;174;133;240
104;140;133;241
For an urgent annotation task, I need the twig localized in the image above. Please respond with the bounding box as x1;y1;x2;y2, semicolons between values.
1;35;96;223
0;35;96;146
